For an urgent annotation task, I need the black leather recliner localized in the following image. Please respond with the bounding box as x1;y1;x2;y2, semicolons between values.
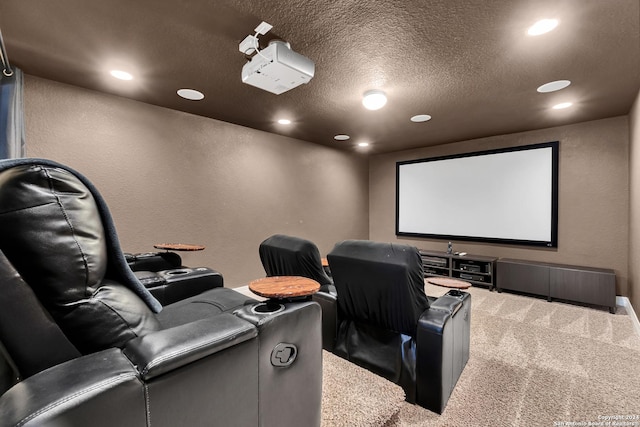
259;234;338;350
129;257;226;306
327;240;471;414
0;159;322;427
126;249;226;306
125;251;183;271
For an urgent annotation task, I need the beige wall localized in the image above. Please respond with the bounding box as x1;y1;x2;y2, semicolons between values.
370;117;630;297
629;89;640;315
21;74;637;313
24;76;369;287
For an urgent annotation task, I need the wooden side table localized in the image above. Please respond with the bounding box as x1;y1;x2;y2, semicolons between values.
426;277;472;289
153;243;205;252
249;276;320;313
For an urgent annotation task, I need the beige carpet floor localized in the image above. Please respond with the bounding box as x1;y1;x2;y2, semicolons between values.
238;283;640;426
384;284;640;427
322;349;405;426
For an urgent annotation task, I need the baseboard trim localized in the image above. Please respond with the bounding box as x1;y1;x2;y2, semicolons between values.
616;296;640;338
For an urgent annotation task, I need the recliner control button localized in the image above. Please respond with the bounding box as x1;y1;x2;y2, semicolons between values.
271;343;297;367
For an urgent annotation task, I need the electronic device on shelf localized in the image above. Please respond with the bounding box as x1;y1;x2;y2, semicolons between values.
459;264;482;273
422;256;448;267
459;273;485;282
419;250;496;289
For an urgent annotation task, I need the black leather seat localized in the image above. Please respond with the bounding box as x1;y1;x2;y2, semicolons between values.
259;234;338;350
327;239;471;414
0;159;322;426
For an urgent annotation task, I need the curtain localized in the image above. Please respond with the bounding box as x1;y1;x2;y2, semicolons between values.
0;67;25;159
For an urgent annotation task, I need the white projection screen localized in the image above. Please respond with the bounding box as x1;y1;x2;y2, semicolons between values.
396;142;558;247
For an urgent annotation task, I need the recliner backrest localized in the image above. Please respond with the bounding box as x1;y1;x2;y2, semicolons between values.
259;234;333;288
0;161;160;356
327;240;429;336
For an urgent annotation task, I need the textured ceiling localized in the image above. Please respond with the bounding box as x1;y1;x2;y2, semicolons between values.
1;0;638;154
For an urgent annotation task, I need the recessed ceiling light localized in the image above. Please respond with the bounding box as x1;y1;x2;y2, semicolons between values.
552;102;573;110
177;88;205;100
362;90;387;110
110;70;133;80
410;114;432;123
334;134;350;141
537;80;571;93
527;19;559;36
277;119;292;125
357;142;369;147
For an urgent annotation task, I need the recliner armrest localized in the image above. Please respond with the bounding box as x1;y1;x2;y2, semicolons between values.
123;314;257;380
134;267;224;306
415;290;471;414
312;290;338;351
427;293;464;317
0;349;145;427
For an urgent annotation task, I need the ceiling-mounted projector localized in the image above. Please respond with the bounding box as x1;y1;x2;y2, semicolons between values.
241;40;315;95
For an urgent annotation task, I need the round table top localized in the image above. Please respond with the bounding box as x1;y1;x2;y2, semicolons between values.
426;277;472;289
249;276;320;299
153;243;206;251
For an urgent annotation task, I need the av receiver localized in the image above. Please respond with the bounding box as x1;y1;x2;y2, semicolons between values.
459;263;482;273
459;273;485;282
422;256;447;267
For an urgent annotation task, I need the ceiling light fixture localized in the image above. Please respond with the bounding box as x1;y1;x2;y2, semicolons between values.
537;80;571;93
110;70;133;80
527;19;559;36
334;134;350;141
552;102;573;110
277;119;292;125
357;142;369;147
177;88;205;100
411;114;432;123
362;90;387;110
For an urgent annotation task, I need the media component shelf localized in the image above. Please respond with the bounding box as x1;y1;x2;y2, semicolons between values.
420;250;497;290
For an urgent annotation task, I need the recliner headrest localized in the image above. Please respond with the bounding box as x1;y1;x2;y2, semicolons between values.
259;234;333;287
0;158;161;312
0;164;108;306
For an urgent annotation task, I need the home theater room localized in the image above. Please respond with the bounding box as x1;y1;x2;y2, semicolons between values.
1;0;639;426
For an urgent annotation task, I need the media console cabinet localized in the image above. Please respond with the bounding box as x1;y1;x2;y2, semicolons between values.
420;250;497;290
496;258;616;313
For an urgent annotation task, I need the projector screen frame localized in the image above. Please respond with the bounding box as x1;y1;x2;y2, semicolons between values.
395;141;559;248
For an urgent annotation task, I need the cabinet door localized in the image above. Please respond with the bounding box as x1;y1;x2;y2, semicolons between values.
549;268;615;308
496;261;549;296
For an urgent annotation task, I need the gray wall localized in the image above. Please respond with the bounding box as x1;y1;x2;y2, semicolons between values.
629;89;640;315
370;117;631;297
24;75;369;287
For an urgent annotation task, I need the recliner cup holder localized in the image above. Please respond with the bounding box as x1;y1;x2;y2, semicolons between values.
167;269;190;275
251;302;285;315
